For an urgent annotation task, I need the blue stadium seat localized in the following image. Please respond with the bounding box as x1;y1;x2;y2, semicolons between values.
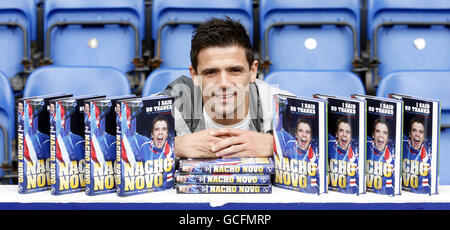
0;0;35;78
368;0;450;84
0;71;14;177
23;66;131;97
151;0;253;69
376;71;450;185
260;0;361;74
142;68;190;97
264;70;366;97
43;0;145;73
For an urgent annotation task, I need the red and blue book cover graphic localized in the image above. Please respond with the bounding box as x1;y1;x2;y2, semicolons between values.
352;95;403;196
178;158;274;174
116;96;175;197
84;95;136;196
176;184;272;194
50;95;104;195
389;94;440;195
314;95;366;195
175;172;271;185
273;94;327;195
17;94;72;194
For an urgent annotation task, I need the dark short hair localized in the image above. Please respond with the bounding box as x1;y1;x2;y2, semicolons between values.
409;117;425;133
151;115;169;132
372;118;389;136
295;118;312;136
336;117;351;134
190;17;254;72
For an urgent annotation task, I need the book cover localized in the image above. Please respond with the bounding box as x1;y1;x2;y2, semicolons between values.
17;94;72;194
314;94;366;195
273;94;327;194
389;94;440;195
84;95;136;196
116;96;175;197
352;94;403;196
50;95;104;195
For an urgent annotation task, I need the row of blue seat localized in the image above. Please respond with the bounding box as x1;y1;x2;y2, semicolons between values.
2;0;450;86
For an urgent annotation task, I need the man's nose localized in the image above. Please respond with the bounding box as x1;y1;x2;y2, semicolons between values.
218;71;230;89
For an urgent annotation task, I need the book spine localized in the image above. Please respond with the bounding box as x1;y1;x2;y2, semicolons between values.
17;105;25;193
175;173;271;185
179;163;274;174
176;184;272;194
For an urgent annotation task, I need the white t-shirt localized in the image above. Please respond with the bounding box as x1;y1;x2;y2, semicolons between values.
203;107;251;130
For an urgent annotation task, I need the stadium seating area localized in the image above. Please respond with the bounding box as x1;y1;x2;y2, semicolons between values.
1;0;450;184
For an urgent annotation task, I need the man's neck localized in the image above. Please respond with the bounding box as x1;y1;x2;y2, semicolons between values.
205;93;250;126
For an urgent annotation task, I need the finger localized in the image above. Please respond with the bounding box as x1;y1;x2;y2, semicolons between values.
220;150;252;159
209;127;242;137
214;143;246;157
211;136;243;153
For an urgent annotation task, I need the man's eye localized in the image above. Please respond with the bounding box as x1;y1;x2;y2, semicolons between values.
203;71;215;77
230;69;243;74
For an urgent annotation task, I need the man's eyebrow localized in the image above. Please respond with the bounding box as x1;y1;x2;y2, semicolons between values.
227;66;245;71
200;68;218;75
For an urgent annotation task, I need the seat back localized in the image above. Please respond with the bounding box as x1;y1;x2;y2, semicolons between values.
152;0;253;69
0;0;35;78
23;66;131;97
44;0;145;73
260;0;360;73
368;0;450;80
264;70;366;98
0;71;14;176
142;68;190;97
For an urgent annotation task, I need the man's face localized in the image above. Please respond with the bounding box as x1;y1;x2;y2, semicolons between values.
410;121;425;150
152;120;168;149
296;122;312;151
190;46;258;123
18;103;23;114
373;122;389;152
50;103;55;115
336;122;351;151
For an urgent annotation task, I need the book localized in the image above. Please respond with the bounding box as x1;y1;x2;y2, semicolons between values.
116;96;175;197
174;172;271;185
50;94;105;195
84;95;137;196
314;94;366;195
273;94;327;194
178;157;274;174
351;94;403;196
17;93;72;194
176;184;272;194
389;94;440;195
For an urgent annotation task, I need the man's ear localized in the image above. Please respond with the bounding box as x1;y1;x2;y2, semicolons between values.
190;65;201;86
249;60;258;83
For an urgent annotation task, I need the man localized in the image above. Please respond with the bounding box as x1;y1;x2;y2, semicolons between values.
404;117;429;160
141;115;174;161
402;117;431;193
368;119;391;161
366;118;394;195
328;118;358;193
160;17;290;158
329;118;356;161
285;118;317;161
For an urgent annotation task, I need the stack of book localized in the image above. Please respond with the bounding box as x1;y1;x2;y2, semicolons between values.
175;157;274;194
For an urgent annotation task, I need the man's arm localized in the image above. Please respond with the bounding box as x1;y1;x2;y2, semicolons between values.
209;128;273;158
